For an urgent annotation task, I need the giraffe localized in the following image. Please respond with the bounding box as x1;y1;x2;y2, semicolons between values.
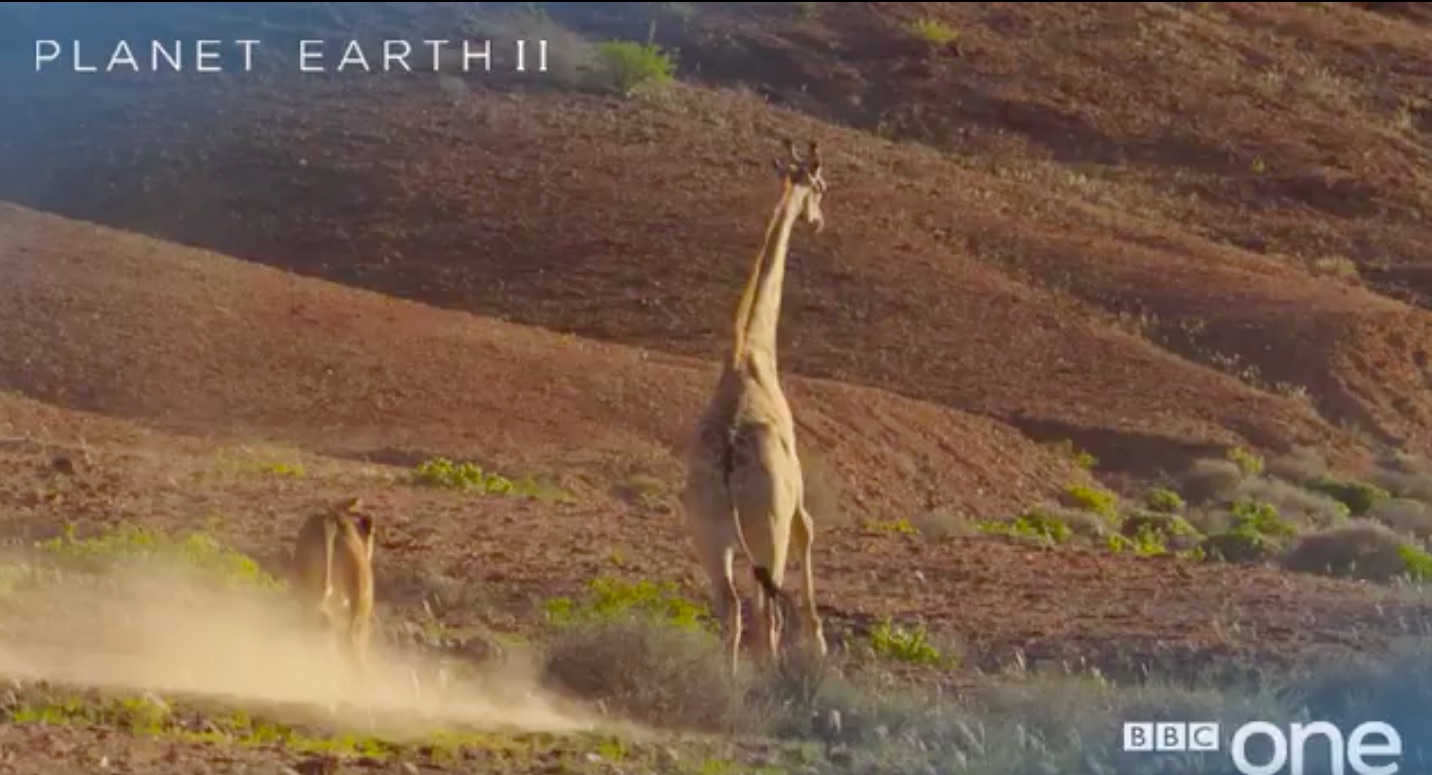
681;138;830;677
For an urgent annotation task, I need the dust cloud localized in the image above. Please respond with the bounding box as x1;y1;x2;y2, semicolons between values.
0;555;602;742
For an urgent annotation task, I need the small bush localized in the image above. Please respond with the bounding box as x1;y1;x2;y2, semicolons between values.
1281;521;1429;583
1115;511;1203;556
539;575;731;728
1233;476;1349;529
978;509;1072;545
1226;446;1265;477
906;18;959;47
866;517;918;535
542;615;733;730
1144;487;1186;514
1198;499;1296;565
1180;458;1246;505
34;524;284;592
1399;544;1432;581
411;457;566;500
542;576;711;632
1368;498;1432;541
1369;456;1432;502
257;461;305;478
1107;530;1167;557
592;40;676;97
1307;477;1390;518
911;508;976;539
1199;531;1277;564
868;618;954;668
1228;498;1298;540
1047;505;1113;541
1060;483;1118;521
1183;505;1232;537
1266;447;1329;484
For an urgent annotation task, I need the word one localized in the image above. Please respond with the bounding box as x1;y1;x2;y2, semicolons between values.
1123;720;1402;775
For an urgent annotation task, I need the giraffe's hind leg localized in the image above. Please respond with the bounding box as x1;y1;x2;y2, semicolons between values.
729;427;800;665
683;482;743;677
793;498;827;658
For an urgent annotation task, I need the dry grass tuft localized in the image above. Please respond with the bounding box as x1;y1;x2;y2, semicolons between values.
1179;458;1246;505
541;616;734;731
1368;498;1432;543
1280;521;1413;582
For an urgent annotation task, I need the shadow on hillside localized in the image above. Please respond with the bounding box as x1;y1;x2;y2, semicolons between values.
1004;415;1227;483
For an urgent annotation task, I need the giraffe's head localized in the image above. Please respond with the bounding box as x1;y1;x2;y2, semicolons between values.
772;138;827;233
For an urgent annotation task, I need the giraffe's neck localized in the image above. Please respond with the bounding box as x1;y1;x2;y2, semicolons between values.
729;184;805;372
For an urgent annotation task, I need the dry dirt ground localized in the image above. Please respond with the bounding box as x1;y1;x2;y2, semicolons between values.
3;2;1432;773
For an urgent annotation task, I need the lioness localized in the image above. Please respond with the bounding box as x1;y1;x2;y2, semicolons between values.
290;496;377;675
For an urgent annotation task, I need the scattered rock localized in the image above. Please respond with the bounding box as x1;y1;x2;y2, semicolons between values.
51;455;76;475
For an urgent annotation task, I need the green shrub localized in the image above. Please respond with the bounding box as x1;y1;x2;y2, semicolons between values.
906;18;958;47
1228;498;1297;540
1227;446;1265;477
1061;483;1119;521
1199;499;1295;565
1398;543;1432;581
35;524;284;592
542;575;711;632
1112;511;1202;557
868;618;954;668
411;457;567;500
978;509;1072;545
1145;488;1186;514
592;40;677;96
1308;477;1390;517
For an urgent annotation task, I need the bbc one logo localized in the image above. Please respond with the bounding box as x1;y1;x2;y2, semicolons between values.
1123;720;1403;775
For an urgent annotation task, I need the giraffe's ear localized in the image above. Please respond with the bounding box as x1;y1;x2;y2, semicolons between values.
772;156;788;176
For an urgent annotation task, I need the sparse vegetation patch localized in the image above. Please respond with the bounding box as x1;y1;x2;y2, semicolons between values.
1144;487;1186;514
410;456;570;501
906;18;959;49
26;524;285;593
1061;482;1119;521
1282;521;1432;583
542;575;712;633
592;40;677;97
1306;476;1390;518
978;509;1073;546
867;618;955;668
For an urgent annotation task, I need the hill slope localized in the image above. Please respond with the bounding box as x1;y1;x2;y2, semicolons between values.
4;2;1432;480
0;201;1079;521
